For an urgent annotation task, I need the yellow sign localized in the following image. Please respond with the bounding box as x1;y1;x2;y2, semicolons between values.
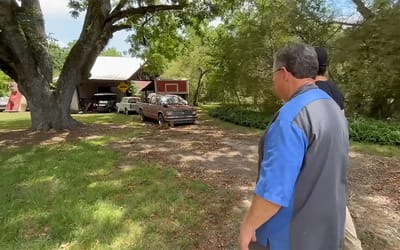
117;82;129;93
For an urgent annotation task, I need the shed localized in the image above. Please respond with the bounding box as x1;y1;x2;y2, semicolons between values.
76;56;144;111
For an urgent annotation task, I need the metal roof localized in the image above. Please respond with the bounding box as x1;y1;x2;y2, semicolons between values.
89;56;144;81
133;80;152;91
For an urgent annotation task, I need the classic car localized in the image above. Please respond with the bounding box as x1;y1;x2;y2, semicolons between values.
138;93;196;127
116;96;141;114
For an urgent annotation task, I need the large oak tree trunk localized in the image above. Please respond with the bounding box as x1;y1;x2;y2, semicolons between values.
25;77;79;131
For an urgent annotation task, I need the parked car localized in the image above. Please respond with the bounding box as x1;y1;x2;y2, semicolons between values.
116;96;141;115
90;93;117;113
0;96;9;112
138;93;197;127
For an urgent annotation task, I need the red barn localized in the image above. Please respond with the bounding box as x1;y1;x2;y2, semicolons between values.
136;79;189;101
154;80;188;95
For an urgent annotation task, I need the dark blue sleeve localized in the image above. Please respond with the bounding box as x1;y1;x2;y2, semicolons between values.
255;120;308;207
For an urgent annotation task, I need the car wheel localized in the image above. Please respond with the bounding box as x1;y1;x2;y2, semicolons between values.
139;110;146;121
158;113;166;127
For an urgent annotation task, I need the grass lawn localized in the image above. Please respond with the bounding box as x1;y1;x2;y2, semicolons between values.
0;112;32;131
0;112;228;249
350;141;400;158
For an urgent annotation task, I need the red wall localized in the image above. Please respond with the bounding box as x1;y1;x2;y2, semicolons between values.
156;80;188;93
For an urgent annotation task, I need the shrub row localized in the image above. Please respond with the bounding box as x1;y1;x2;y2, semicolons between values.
208;105;400;146
348;117;400;145
208;105;272;130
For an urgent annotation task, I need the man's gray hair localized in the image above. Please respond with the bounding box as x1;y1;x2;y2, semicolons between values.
273;43;319;79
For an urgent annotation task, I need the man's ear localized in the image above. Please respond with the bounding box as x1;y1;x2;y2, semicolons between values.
282;67;290;81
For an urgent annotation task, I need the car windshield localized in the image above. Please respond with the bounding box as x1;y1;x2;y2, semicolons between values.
128;98;139;103
160;96;187;105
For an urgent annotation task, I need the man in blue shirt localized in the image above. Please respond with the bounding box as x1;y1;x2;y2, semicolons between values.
240;43;349;250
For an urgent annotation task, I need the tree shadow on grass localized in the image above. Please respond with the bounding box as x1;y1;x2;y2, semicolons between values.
0;140;235;249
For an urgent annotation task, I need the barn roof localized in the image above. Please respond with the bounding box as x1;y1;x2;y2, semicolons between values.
89;56;144;81
133;80;152;91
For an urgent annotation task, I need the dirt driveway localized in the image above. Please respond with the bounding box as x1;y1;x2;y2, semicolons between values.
117;120;400;250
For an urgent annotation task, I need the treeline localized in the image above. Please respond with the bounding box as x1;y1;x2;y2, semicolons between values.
160;0;400;120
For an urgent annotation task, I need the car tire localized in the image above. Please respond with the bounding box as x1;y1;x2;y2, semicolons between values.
139;110;147;121
158;113;166;127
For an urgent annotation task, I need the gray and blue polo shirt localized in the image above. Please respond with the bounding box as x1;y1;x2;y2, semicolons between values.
255;84;349;250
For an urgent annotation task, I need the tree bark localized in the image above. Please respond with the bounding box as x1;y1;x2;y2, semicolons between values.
352;0;374;19
233;88;242;105
27;77;80;130
193;68;208;106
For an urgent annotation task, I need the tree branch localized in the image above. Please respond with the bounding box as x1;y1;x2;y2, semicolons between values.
110;4;185;24
59;0;113;94
111;0;129;15
352;0;374;19
0;0;37;82
141;14;155;28
329;20;359;27
19;0;53;83
111;24;131;33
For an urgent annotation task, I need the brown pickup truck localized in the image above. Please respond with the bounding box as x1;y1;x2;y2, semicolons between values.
138;93;197;127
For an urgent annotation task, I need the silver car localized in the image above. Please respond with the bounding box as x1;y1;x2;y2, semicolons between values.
0;96;9;112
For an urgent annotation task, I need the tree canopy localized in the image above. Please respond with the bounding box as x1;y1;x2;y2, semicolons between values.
160;0;400;119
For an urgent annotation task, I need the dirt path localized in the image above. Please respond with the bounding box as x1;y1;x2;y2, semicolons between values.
116;120;400;250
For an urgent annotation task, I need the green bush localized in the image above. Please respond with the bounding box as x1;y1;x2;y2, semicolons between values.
208;105;400;146
348;118;400;145
208;105;272;130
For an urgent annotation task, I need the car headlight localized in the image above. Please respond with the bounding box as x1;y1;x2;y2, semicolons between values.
166;111;173;116
192;111;197;115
